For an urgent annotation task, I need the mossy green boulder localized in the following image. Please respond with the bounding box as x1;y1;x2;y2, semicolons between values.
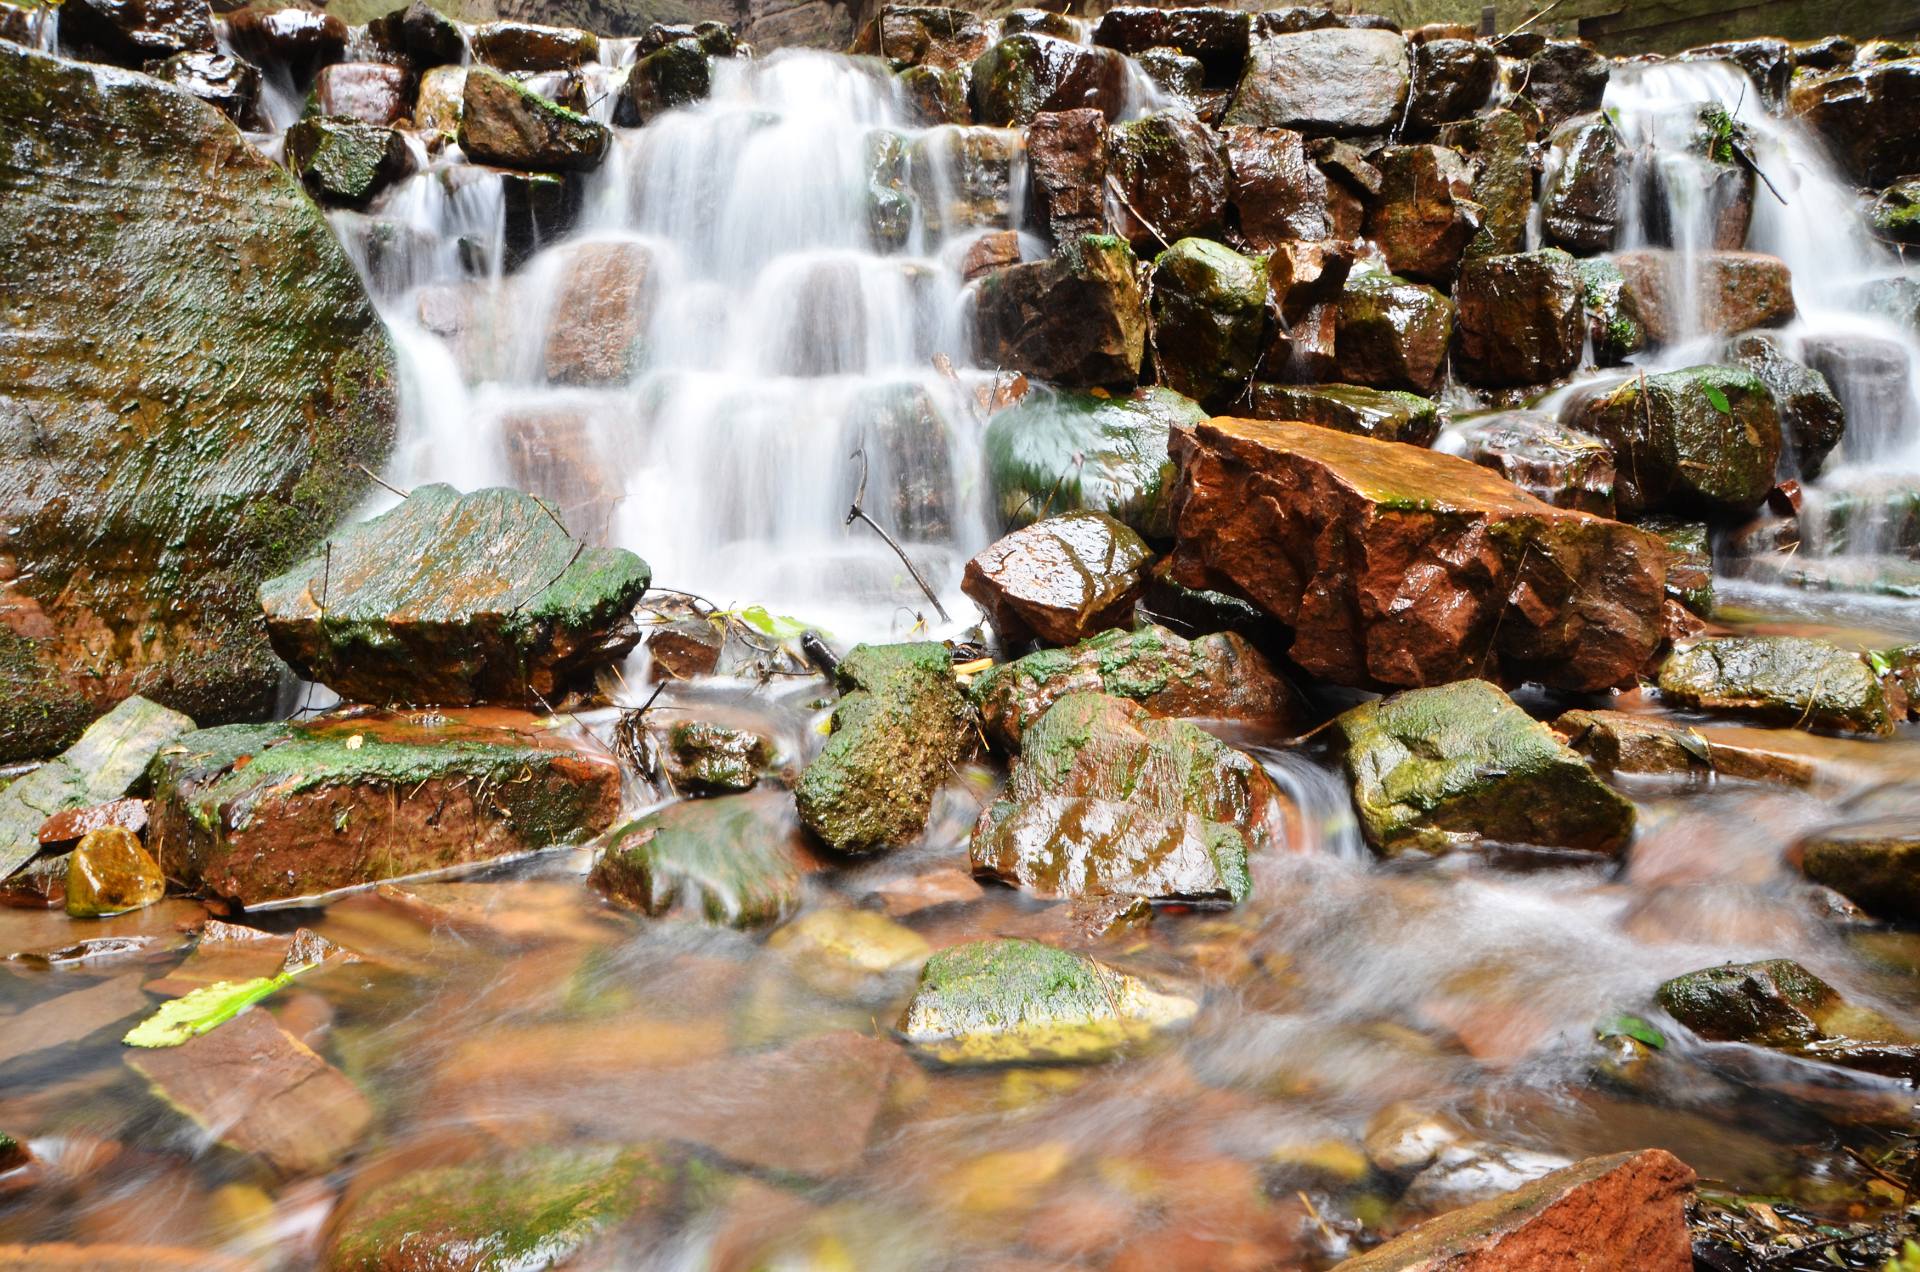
615;37;712;127
1149;237;1270;408
1576;365;1781;518
897;937;1197;1065
591;790;813;928
1572;257;1646;365
793;643;970;854
1799;818;1920;922
284;116;413;207
459;65;610;173
969;32;1127;126
1657;958;1917;1078
1657;637;1893;736
660;720;773;795
1337;680;1636;856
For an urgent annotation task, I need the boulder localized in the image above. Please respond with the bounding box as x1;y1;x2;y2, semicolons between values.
1790;57;1920;186
58;0;213;67
1657;959;1918;1078
1541;112;1620;255
223;7;345;84
144;50;263;128
1246;383;1441;447
1221;125;1332;247
1573;366;1781;518
853;5;990;71
896;937;1197;1065
1453;412;1616;517
469;20;598;72
414;65;464;134
1518;39;1608;128
970;623;1306;748
1331;1150;1693;1271
1726;334;1844;479
0;44;397;762
1407;37;1496;128
460;66;609;173
1092;6;1250;85
283;116;413;208
366;0;466;71
1165;418;1669;692
1573;257;1646;365
983;386;1205;539
591;790;817;927
638;20;737;56
64;826;165;918
959;230;1020;281
1149;237;1268;408
1869;177;1920;246
542;240;656;386
1337;679;1636;856
1453;249;1586;388
1442;109;1533;259
970;691;1285;903
1657;636;1893;736
1612;250;1795;343
1025;108;1111;248
615;37;710;127
909;126;1015;237
1365;145;1481;285
148;711;622;906
793;643;971;854
1639;517;1713;615
1801;334;1911;462
1335;271;1453;396
310;61;411;126
1108;112;1229;251
962;512;1152;646
259;484;651;707
970;33;1127;127
658;720;773;795
973;234;1147;390
898;64;970;125
1224;29;1409;135
1799;819;1920;922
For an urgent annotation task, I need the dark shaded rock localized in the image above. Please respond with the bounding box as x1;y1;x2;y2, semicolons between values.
1573;256;1646;365
971;691;1286;904
1224;28;1408;135
1246;383;1440;446
1337;679;1636;856
1365;144;1481;285
1149;237;1267;408
1614;249;1795;344
638;20;736;56
148;711;623;906
1441;109;1533;259
970;623;1306;749
852;4;989;71
1001;8;1076;39
63;826;165;918
970;32;1127;127
1453;248;1585;389
1574;365;1781;518
973;234;1146;390
1658;959;1917;1078
1793;36;1856;71
1790;57;1920;186
1166;418;1669;692
897;63;970;125
461;65;609;173
366;0;465;71
1799;819;1920;922
1221;125;1330;247
1870;177;1920;246
1334;270;1453;396
1682;38;1791;111
793;643;970;854
963;512;1152;646
1108;112;1228;252
1726;333;1845;479
1092;6;1250;85
1658;636;1893;736
1256;7;1339;36
1132;45;1204;103
1023;108;1110;247
59;0;212;67
1639;516;1714;615
1407;37;1495;129
660;720;773;795
983;386;1205;539
1541;112;1619;255
897;937;1197;1065
1519;39;1608;129
311;61;412;126
144;50;263;128
284;116;413;207
615;37;710;126
259;483;650;707
1268;298;1341;383
224;7;345;85
592;790;816;926
0;44;397;761
469;20;598;72
543;240;656;386
1453;411;1616;517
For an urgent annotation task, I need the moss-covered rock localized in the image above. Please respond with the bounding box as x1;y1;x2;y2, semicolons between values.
1574;366;1781;518
961;512;1152;646
1108;113;1229;252
1869;177;1920;246
896;937;1197;1065
1572;257;1645;366
659;720;773;795
1148;237;1269;409
1799;819;1920;922
1247;383;1441;446
973;234;1147;391
969;32;1127;126
1337;679;1635;856
1637;517;1713;616
614;37;711;126
284;115;414;207
0;44;397;762
793;643;970;854
64;826;165;918
460;65;609;172
1657;636;1893;736
591;790;813;928
1334;269;1453;396
1657;959;1916;1077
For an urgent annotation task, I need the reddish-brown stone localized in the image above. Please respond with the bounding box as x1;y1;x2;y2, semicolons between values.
1025;108;1111;248
960;229;1021;281
962;512;1153;646
311;61;413;126
1364;144;1480;285
1222;125;1331;248
541;240;656;385
37;797;149;850
1613;249;1796;344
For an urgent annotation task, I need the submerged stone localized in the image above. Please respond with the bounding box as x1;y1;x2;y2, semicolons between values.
64;827;165;918
973;234;1147;391
660;721;773;795
1337;679;1636;857
897;937;1197;1065
259;483;651;708
460;66;610;173
591;791;814;928
1453;412;1616;517
1657;958;1918;1077
1574;366;1781;518
1657;636;1893;736
1613;249;1796;343
962;512;1152;647
1247;383;1441;447
1799;819;1920;923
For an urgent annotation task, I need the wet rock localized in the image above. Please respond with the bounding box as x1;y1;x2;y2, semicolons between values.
1093;6;1250;86
794;643;970;854
1221;125;1331;247
910;126;1016;238
973;234;1146;390
971;691;1285;904
1726;334;1844;479
1518;39;1609;129
542;240;656;386
1442;109;1533;259
897;937;1197;1065
1658;636;1893;736
498;407;620;546
1;697;194;882
260;484;649;707
1574;365;1781;518
366;0;465;72
490;168;585;267
1639;516;1714;614
645;616;723;683
283;116;413;207
461;66;609;173
638;21;736;56
1108;112;1229;252
1639;108;1755;252
592;790;816;927
1799;819;1920;922
224;7;345;85
1023;108;1109;247
1454;249;1587;388
39;796;150;852
1801;333;1914;463
413;65;465;135
311;61;411;126
970;623;1305;749
1166;418;1669;692
469;20;598;72
983;386;1204;540
1790;57;1920;186
1224;28;1409;135
768;908;930;993
615;37;711;127
1246;383;1441;446
64;827;165;918
1337;679;1635;856
1334;270;1454;396
1657;958;1917;1077
970;33;1127;127
1266;236;1355;318
1364;1103;1470;1176
1541;112;1620;255
1400;1143;1575;1212
1453;412;1616;517
0;44;397;761
149;711;622;906
660;721;774;795
897;64;969;125
127;1008;372;1176
1793;35;1856;71
1149;238;1267;408
144;50;263;128
963;512;1152;647
1555;709;1891;788
1365;145;1481;285
853;4;989;70
1334;1150;1693;1271
1572;257;1646;365
960;229;1020;282
58;0;213;68
1407;37;1495;128
1131;47;1204;105
1682;38;1791;111
1870;177;1920;246
1612;249;1796;343
845;381;956;541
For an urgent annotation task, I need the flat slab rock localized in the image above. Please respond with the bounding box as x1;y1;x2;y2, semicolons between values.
1166;418;1668;693
961;510;1152;646
146;709;621;906
260;483;652;707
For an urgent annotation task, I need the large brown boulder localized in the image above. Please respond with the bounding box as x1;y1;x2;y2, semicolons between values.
1613;250;1795;344
469;20;599;72
460;66;610;173
1364;144;1481;285
224;7;346;85
1790;57;1920;187
962;512;1152;646
972;234;1146;390
0;45;397;762
970;33;1127;126
311;61;412;126
1165;418;1669;692
1224;28;1409;135
1025;109;1111;248
1453;249;1586;388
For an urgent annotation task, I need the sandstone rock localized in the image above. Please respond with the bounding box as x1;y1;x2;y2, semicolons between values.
1726;333;1844;479
366;0;465;71
144;50;263;128
0;45;397;761
960;229;1020;281
592;790;817;927
1519;39;1609;129
1612;249;1795;343
1790;57;1920;187
1109;112;1228;251
1149;237;1268;408
1658;636;1893;736
973;234;1146;390
897;937;1197;1065
1165;418;1669;692
1799;819;1920;923
615;37;710;126
1541;112;1620;255
224;7;345;84
1573;257;1646;365
1442;109;1533;259
970;33;1127;127
1638;516;1714;614
794;642;970;854
1093;6;1249;85
963;512;1152;647
1407;37;1495;128
59;0;213;67
1221;125;1331;247
1453;249;1586;388
1337;679;1636;856
461;65;609;173
1335;270;1453;396
260;484;649;706
1023;109;1110;247
1453;411;1616;516
542;240;656;385
284;116;413;207
1224;28;1409;135
311;61;411;126
149;711;622;906
1366;145;1481;285
1246;383;1441;446
1658;958;1917;1078
1266;237;1355;320
64;827;165;918
970;691;1285;904
470;19;598;72
1574;365;1781;518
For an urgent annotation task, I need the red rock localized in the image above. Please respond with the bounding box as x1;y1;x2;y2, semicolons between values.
1166;419;1669;692
960;229;1021;281
1365;144;1480;285
500;407;620;547
962;512;1153;646
311;61;413;126
1613;249;1795;344
851;5;990;70
1223;126;1332;247
1025;109;1112;249
541;240;655;386
37;797;148;849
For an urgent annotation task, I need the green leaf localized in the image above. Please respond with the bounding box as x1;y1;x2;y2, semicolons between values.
1703;384;1732;415
122;972;295;1048
1867;648;1894;676
1596;1014;1666;1049
724;605;818;642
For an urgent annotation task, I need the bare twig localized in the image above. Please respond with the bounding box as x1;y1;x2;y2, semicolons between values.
1105;174;1170;253
845;448;951;623
1495;0;1563;46
355;463;412;501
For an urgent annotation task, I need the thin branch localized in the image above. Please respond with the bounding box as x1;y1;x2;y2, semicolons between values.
355;463;412;501
1105;174;1170;254
845;448;950;623
1495;0;1564;46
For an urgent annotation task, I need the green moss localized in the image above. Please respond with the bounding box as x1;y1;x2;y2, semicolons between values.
1657;636;1892;736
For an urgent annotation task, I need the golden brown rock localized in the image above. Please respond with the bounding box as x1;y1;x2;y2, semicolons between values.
64;827;165;918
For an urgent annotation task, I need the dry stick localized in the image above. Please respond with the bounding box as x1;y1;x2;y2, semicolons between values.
355;463;412;501
1494;0;1564;46
845;447;951;623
